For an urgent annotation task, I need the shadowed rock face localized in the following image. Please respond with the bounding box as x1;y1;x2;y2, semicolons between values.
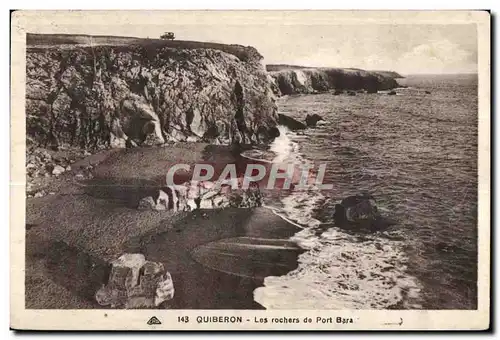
26;41;278;150
278;114;307;131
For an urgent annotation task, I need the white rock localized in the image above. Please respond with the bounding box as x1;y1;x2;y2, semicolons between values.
185;199;197;211
52;165;65;176
155;272;175;306
111;253;146;268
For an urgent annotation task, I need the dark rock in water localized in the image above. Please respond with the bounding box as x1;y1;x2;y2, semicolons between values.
333;193;394;231
388;90;397;95
347;91;356;96
278;114;307;130
256;125;281;143
333;89;343;95
305;114;324;127
425;90;431;94
268;126;281;139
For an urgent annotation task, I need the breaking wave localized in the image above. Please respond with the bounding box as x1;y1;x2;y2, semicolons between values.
243;125;422;309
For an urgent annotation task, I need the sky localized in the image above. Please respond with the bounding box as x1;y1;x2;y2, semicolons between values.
32;12;478;75
164;24;478;74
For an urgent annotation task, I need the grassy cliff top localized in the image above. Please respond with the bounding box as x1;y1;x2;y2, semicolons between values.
369;70;405;78
266;64;314;72
26;33;263;62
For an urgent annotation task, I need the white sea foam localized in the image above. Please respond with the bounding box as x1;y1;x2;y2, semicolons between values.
245;125;422;309
256;185;422;310
240;125;299;164
269;125;300;163
254;227;422;309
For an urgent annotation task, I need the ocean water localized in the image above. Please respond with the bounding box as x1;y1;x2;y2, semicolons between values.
252;74;478;309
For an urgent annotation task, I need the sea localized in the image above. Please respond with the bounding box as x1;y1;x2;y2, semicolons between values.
249;74;478;310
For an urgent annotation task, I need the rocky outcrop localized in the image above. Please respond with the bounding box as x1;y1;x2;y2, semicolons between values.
95;254;174;308
305;114;324;127
26;34;278;150
278;114;307;131
333;193;380;229
333;193;396;231
25;146;92;196
269;67;400;96
138;180;262;211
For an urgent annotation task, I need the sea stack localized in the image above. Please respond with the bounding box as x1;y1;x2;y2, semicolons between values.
333;193;385;230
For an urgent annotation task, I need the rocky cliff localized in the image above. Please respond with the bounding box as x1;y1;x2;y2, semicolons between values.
26;34;278;150
269;67;400;96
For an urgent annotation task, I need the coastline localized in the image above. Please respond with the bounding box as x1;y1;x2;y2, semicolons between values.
25;143;303;309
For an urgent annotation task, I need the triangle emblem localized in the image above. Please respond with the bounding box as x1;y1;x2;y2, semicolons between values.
147;316;162;325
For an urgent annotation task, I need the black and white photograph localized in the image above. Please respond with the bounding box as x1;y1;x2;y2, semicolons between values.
10;10;490;330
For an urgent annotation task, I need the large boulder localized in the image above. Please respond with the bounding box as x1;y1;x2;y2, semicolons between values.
95;254;174;309
278;114;307;131
305;114;324;127
333;193;393;231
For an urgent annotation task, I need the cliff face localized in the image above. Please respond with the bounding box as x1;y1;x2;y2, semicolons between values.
26;37;278;150
269;67;400;96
